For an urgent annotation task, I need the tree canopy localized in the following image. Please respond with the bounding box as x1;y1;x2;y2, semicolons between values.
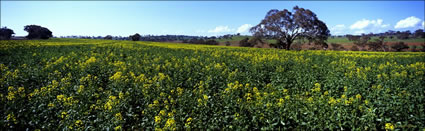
24;25;52;39
130;33;141;41
250;6;330;50
0;27;15;40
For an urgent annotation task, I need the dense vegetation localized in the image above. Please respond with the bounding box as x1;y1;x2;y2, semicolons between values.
1;39;424;130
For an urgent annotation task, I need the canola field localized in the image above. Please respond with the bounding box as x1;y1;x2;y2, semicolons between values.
1;39;425;130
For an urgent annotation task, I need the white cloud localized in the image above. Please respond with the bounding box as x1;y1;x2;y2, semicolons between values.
350;19;389;30
353;30;366;35
331;24;346;31
330;24;346;35
394;16;421;29
422;21;425;28
208;26;233;33
236;24;252;33
195;30;205;33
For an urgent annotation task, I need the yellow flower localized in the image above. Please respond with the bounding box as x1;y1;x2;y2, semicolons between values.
61;111;67;119
7;92;15;101
385;123;395;130
75;120;83;127
328;97;337;105
104;100;113;110
48;103;55;108
285;95;290;100
177;87;183;95
283;89;288;94
234;113;240;120
186;117;192;123
253;87;258;93
119;92;124;99
341;94;346;99
77;85;84;93
158;73;166;81
110;72;122;81
115;113;123;121
165;118;176;128
246;97;252;101
155;116;161;124
266;103;272;108
307;97;313;103
7;113;17;123
313;87;321;92
314;83;321;88
159;110;166;116
364;100;369;105
324;91;329;96
18;87;25;93
356;94;362;99
85;57;96;64
344;100;352;105
153;100;159;105
168;112;174;117
57;94;65;101
114;125;122;131
203;94;208;100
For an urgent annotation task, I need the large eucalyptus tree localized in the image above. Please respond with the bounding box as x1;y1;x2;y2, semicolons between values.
250;6;330;50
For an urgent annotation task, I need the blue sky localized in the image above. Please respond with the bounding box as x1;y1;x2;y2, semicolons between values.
1;1;424;37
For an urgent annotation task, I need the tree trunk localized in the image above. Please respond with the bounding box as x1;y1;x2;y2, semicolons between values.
286;39;293;50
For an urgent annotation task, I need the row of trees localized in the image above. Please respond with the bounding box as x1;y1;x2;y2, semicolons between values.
346;29;425;41
328;34;422;52
0;25;53;40
182;38;219;45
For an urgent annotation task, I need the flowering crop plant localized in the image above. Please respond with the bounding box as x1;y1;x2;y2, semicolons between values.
1;38;424;130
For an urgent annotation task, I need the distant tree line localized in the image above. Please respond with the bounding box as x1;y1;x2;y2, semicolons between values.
345;29;425;40
340;29;425;52
182;38;219;45
0;25;52;40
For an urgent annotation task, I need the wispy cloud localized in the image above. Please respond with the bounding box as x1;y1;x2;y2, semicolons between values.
236;24;252;33
330;24;346;35
394;16;422;29
208;26;233;33
348;18;390;35
350;19;389;30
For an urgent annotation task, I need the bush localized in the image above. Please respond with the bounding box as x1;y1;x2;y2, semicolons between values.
411;46;418;52
104;35;113;40
367;40;387;52
330;43;343;51
290;43;302;51
0;27;15;40
225;41;231;46
205;39;219;45
239;38;254;47
351;46;359;51
24;25;52;39
130;33;141;41
391;42;409;52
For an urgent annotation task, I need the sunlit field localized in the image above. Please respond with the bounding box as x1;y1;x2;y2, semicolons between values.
1;39;424;130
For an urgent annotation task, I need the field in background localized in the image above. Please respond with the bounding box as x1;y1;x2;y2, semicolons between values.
215;35;425;49
1;39;425;130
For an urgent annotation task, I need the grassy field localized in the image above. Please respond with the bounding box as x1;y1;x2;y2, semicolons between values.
1;39;425;130
216;36;425;46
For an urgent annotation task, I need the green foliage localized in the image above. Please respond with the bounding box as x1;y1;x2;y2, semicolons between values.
0;39;425;130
